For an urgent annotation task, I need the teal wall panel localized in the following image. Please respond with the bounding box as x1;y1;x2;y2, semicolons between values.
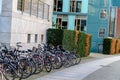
52;15;57;28
63;0;70;12
68;15;75;30
81;0;88;13
112;0;120;7
87;0;111;52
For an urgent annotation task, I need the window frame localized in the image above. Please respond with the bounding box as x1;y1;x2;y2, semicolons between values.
35;34;38;43
27;34;31;43
98;27;106;38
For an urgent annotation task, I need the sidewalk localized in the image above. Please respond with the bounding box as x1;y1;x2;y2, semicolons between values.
26;53;120;80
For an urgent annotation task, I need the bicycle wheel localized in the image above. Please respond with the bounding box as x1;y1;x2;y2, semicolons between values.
33;57;43;74
63;54;72;68
3;63;22;80
74;54;81;65
52;56;62;69
44;58;52;72
19;59;32;79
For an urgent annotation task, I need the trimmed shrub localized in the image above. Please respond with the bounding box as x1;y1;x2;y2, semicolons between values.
110;38;116;54
47;29;63;46
115;39;120;53
47;29;92;57
85;34;92;57
103;38;116;54
77;32;86;57
62;30;75;51
103;38;112;54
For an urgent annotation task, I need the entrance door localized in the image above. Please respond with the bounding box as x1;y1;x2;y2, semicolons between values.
98;44;103;53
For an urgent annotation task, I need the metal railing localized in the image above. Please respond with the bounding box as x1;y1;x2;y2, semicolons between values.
17;0;50;20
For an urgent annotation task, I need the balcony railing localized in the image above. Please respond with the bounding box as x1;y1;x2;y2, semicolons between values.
17;0;50;21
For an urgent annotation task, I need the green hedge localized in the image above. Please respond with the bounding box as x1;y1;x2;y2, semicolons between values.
88;34;92;55
47;29;91;57
77;32;86;57
62;30;76;51
47;29;63;46
103;38;112;54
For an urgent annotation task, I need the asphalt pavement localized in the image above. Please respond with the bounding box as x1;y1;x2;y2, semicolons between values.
35;53;120;80
24;53;120;80
83;60;120;80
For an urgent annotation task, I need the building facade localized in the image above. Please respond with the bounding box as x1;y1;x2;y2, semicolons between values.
87;0;120;52
52;0;88;32
0;0;53;49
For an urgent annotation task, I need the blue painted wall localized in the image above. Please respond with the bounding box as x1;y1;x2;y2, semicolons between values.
81;0;88;13
63;0;70;12
53;0;88;29
52;14;57;28
87;0;111;52
68;15;75;30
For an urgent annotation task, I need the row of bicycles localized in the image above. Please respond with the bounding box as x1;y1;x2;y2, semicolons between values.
0;42;81;80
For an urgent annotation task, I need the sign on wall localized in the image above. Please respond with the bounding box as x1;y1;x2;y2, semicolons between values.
112;0;120;7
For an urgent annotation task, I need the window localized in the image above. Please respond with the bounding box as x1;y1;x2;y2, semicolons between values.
17;0;50;20
56;15;68;29
100;9;107;18
17;0;23;11
76;1;82;12
70;0;82;12
56;18;62;29
75;19;80;30
35;34;38;43
104;0;107;7
54;0;63;12
27;34;31;43
81;20;86;31
109;7;116;37
99;28;105;37
75;18;86;32
41;34;44;43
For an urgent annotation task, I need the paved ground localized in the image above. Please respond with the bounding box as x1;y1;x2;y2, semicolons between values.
83;60;120;80
24;53;120;80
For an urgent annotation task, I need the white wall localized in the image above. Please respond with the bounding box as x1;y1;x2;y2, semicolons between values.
0;0;53;49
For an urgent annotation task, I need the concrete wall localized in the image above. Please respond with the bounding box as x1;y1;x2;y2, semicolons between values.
0;0;12;45
0;0;2;14
0;0;53;49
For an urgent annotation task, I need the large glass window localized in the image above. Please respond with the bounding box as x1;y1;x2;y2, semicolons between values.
56;15;68;29
75;18;86;32
54;0;63;12
99;28;105;38
70;0;82;12
17;0;23;11
35;34;38;43
17;0;50;20
100;9;108;19
76;1;82;12
27;34;31;43
109;7;116;37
